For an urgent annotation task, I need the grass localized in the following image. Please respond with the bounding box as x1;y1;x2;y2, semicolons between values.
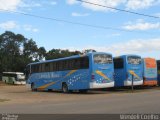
0;99;10;102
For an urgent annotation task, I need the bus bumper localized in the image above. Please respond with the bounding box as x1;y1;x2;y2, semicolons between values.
15;81;26;85
90;81;114;89
143;80;157;86
124;80;143;86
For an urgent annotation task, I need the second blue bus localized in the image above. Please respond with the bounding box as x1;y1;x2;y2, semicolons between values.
113;55;143;87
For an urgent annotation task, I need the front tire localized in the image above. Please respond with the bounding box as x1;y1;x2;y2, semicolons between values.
62;83;69;93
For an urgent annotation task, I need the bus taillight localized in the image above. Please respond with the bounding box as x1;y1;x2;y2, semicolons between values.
91;74;95;80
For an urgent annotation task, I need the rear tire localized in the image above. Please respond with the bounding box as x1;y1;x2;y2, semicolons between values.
31;83;37;91
62;83;69;93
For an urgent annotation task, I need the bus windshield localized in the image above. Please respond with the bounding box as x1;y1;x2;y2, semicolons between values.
127;56;141;65
94;54;112;64
17;74;25;80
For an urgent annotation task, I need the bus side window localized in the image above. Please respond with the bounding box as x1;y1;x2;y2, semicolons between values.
39;64;42;72
31;65;34;73
32;65;39;73
45;63;50;72
58;61;62;71
74;58;81;69
41;64;45;72
64;60;68;71
68;59;74;70
113;58;124;69
80;57;89;69
52;62;56;71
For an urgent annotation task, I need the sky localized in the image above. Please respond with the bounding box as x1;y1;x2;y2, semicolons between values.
0;0;160;59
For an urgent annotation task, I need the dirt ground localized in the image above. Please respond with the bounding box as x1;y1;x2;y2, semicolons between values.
1;81;160;106
1;81;160;114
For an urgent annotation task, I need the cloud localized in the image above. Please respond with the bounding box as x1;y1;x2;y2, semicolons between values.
126;0;159;10
82;0;126;11
0;21;39;32
66;0;160;11
0;0;21;11
154;12;160;17
72;12;90;17
50;1;57;5
102;38;160;54
122;19;160;31
0;0;58;12
23;24;39;32
66;38;160;58
67;0;126;11
0;21;18;29
67;0;78;5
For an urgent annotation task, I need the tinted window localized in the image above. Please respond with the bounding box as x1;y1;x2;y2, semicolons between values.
113;58;124;69
94;54;112;64
30;56;89;73
31;65;39;73
45;63;50;72
127;56;141;65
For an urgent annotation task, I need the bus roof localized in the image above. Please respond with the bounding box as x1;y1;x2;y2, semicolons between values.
2;72;24;75
143;57;156;60
28;52;112;66
114;54;141;58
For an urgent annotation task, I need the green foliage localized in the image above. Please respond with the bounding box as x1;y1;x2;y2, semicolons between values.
0;31;96;74
45;49;81;60
0;31;44;73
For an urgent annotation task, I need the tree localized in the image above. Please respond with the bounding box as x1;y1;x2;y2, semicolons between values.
23;39;39;60
83;49;96;54
0;31;25;72
0;31;96;75
0;31;44;73
38;47;46;61
45;49;81;60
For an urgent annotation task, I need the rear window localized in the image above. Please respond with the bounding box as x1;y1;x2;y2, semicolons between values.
113;58;124;69
94;54;112;64
127;56;141;65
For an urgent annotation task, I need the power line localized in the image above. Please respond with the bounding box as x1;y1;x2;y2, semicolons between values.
0;9;158;36
76;0;160;19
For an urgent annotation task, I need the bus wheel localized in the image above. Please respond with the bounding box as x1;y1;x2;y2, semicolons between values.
62;83;69;93
31;83;37;91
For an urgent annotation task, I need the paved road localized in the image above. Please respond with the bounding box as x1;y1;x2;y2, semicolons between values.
0;85;160;114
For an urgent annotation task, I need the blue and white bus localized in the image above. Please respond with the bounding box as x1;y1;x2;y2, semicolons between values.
113;55;143;87
25;52;114;93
